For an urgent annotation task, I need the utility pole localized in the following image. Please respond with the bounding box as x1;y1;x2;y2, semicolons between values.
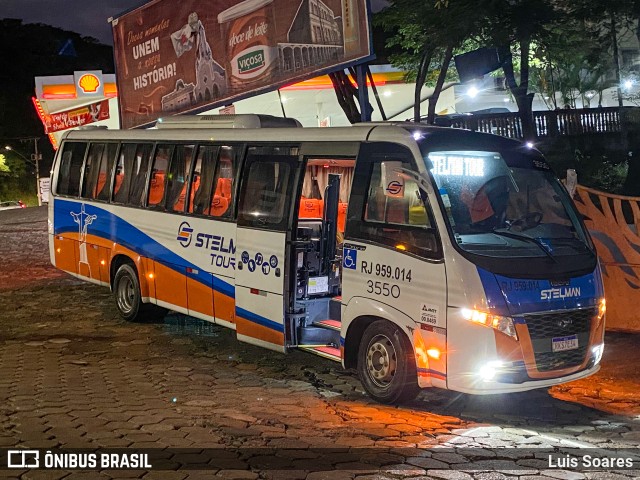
31;137;42;207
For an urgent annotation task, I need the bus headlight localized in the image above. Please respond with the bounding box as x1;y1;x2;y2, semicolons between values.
479;360;504;381
462;308;517;339
592;344;604;364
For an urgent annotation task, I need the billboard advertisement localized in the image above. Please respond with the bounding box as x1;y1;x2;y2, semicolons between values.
111;0;371;129
42;99;110;134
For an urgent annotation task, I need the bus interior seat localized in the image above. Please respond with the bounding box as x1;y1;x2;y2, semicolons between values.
386;196;409;224
299;198;322;219
337;202;348;232
148;170;166;205
216;177;232;198
96;173;108;198
210;195;229;216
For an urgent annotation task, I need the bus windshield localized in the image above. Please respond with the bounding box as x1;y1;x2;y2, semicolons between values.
425;149;593;261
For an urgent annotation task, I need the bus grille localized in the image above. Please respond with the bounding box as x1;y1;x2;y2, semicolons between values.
534;346;588;372
522;307;596;339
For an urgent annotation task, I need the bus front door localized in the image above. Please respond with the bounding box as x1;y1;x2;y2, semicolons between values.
234;147;301;352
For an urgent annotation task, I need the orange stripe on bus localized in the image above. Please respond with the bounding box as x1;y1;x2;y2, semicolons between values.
235;316;284;346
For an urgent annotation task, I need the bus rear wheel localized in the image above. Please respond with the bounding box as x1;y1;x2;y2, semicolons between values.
357;320;420;404
113;263;163;322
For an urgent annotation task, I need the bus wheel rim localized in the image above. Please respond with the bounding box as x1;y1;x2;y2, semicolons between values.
117;276;135;314
366;334;397;388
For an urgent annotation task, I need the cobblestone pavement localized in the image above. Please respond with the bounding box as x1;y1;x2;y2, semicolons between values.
2;207;640;480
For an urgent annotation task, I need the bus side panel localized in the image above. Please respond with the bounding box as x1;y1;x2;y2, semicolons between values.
213;279;236;327
187;271;215;319
340;241;447;388
235;288;286;351
154;260;188;313
444;253;499;393
53;234;78;275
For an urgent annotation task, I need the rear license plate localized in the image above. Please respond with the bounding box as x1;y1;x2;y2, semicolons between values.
552;334;578;352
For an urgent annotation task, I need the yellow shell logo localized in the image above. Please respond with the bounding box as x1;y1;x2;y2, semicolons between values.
78;74;100;93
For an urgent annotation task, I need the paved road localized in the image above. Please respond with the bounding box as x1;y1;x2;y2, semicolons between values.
1;207;640;480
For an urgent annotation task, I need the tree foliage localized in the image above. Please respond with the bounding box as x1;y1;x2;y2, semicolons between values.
376;0;640;139
375;0;480;123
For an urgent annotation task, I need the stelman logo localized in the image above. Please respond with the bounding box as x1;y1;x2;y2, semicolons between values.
540;287;581;300
176;221;193;248
238;50;266;75
386;181;403;196
77;73;101;93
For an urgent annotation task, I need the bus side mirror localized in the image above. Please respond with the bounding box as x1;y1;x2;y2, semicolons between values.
381;161;404;198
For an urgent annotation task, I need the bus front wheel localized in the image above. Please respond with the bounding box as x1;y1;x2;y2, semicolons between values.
357;320;420;404
113;263;163;322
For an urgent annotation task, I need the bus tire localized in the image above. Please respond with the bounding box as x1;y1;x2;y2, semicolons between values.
357;320;420;404
113;263;163;322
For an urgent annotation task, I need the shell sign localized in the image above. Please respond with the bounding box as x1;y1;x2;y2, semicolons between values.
73;70;104;97
78;73;101;93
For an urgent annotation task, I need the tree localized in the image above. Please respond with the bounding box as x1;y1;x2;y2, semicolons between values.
0;154;9;175
375;0;479;123
474;0;566;140
379;0;574;137
529;28;613;109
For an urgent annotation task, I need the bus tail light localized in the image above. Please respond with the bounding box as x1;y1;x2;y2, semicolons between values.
462;308;517;339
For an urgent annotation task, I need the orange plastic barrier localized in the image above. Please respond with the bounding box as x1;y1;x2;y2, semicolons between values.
574;184;640;331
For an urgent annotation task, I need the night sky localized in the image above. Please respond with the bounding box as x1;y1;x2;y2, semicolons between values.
0;0;171;45
0;0;388;46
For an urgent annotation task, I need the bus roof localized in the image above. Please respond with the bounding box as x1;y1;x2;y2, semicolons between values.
60;119;527;152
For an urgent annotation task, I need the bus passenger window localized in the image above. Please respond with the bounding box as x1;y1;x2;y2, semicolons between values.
81;143;118;201
147;145;172;208
81;143;106;199
362;161;437;257
188;145;217;215
166;144;195;213
96;144;119;201
209;145;238;218
126;144;153;207
245;162;291;224
55;142;87;197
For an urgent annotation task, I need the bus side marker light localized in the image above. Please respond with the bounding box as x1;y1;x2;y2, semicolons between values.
148;273;154;279
426;348;441;360
100;260;106;266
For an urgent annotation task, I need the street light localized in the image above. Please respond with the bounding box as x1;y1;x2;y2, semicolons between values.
4;143;42;206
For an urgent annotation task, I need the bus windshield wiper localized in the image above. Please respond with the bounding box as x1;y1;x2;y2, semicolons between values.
492;229;558;263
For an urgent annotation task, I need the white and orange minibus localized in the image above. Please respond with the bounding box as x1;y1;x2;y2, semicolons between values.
49;115;605;403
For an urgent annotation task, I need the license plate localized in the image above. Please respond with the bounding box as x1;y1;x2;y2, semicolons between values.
552;334;578;352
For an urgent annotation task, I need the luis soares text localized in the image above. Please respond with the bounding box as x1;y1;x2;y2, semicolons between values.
549;454;635;469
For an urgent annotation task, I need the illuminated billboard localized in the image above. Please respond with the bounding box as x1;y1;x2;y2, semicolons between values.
111;0;372;129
